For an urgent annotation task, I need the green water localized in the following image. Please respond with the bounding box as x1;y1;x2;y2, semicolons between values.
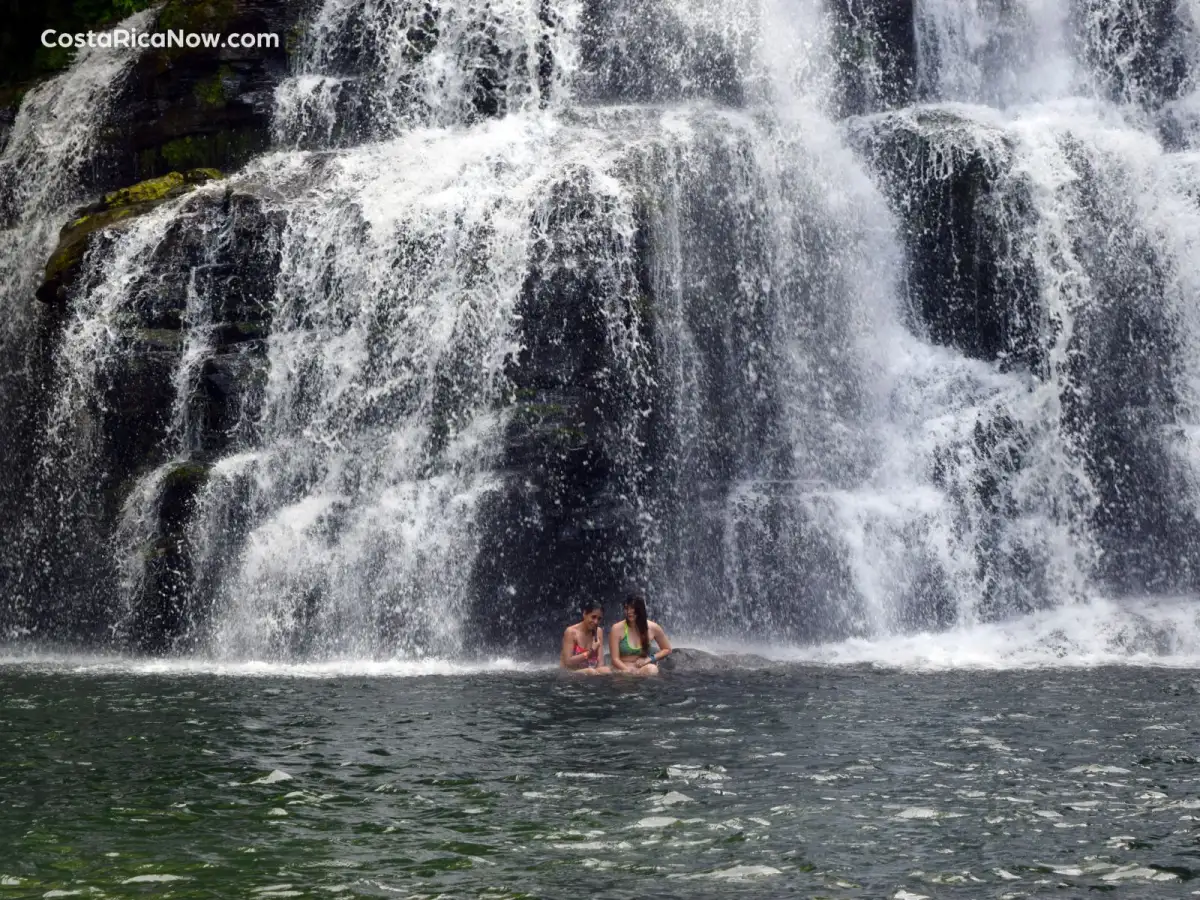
2;663;1199;898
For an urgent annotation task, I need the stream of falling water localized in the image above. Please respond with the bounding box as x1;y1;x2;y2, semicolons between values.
0;11;154;638
4;0;1200;662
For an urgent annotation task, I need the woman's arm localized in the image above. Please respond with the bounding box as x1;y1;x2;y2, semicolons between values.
560;627;590;669
648;622;672;662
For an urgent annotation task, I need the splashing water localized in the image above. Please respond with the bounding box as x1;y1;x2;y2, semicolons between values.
4;0;1200;665
0;10;154;343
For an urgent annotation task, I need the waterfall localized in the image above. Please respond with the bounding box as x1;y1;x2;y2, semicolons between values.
830;0;1200;659
0;11;154;641
0;10;154;329
4;0;1200;661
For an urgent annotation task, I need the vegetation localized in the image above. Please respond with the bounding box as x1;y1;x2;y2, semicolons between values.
0;1;157;87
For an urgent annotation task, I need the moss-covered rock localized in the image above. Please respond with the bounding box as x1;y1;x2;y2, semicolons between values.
37;168;223;303
105;0;304;184
98;169;218;207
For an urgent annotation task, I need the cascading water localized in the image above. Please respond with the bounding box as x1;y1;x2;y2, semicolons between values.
0;11;154;325
0;11;154;639
824;0;1200;662
4;0;1200;664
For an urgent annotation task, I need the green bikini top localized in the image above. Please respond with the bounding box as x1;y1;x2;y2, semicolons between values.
619;622;655;656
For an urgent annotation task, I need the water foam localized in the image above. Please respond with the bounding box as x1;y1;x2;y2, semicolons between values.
0;653;548;678
774;596;1200;670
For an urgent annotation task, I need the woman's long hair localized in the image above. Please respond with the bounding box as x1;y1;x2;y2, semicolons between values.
626;592;650;657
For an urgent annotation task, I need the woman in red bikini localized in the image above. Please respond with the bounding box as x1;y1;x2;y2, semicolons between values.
560;600;611;675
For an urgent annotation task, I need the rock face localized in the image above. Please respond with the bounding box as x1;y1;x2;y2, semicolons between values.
1072;0;1194;109
108;0;305;183
471;173;655;642
848;109;1041;371
577;0;752;107
827;0;917;116
30;167;283;651
851;106;1200;598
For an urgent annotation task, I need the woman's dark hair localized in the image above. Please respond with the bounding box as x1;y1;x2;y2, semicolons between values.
580;599;602;616
625;592;650;657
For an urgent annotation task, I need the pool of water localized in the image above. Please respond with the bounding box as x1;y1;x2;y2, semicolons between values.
2;661;1199;898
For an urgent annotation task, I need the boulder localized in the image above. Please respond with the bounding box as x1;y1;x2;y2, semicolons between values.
848;108;1041;371
36;168;223;304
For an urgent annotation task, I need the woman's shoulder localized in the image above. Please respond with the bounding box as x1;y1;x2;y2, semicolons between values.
649;620;666;632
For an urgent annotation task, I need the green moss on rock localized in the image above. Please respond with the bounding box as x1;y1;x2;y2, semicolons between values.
103;171;190;207
161;460;211;493
152;132;258;172
37;168;224;303
157;0;239;35
193;65;234;107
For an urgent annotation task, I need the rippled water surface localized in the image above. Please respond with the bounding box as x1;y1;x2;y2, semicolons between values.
2;663;1199;898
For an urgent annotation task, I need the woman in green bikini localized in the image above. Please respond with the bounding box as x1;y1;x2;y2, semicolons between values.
610;591;672;676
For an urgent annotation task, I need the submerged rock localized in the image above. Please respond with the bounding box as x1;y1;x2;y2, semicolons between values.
660;647;778;672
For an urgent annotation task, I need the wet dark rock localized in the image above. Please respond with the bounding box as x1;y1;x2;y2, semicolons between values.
848;109;1042;371
471;169;654;645
289;0;557;144
27;176;283;651
0;88;19;155
827;0;917;116
36;168;223;304
104;0;308;182
1059;142;1200;593
578;0;751;107
662;647;779;672
125;460;212;654
190;347;269;455
1071;0;1194;110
